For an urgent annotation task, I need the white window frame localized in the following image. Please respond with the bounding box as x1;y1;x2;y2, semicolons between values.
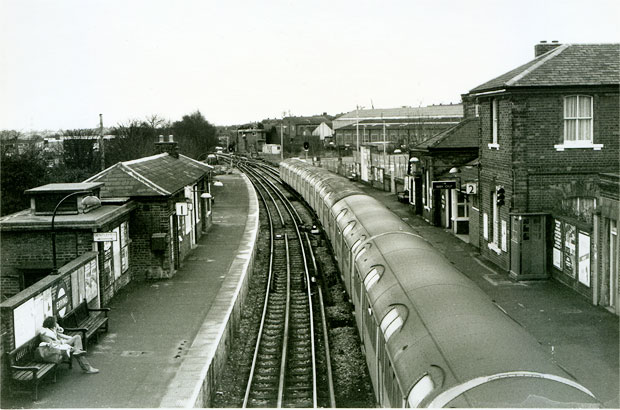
488;98;500;149
555;95;603;151
488;190;502;254
424;169;431;210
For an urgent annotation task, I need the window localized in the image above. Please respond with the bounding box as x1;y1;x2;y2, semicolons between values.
364;265;384;290
488;99;499;149
564;96;592;143
557;96;602;150
380;307;403;341
408;375;434;408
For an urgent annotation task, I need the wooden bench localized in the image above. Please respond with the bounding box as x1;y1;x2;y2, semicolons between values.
6;335;72;400
58;299;110;347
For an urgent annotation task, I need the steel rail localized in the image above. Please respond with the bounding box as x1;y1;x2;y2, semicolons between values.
242;169;277;408
305;232;336;407
276;234;292;408
240;160;324;408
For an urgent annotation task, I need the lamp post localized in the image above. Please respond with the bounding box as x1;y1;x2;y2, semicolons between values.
51;191;101;274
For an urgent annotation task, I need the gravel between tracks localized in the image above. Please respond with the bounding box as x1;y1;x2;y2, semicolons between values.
212;194;375;407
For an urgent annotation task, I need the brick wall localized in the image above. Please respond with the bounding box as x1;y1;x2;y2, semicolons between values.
129;199;175;280
476;86;619;273
478;95;516;270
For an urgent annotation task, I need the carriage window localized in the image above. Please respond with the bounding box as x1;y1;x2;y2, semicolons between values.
380;307;403;341
343;221;356;235
364;265;384;290
355;243;371;261
336;209;348;222
351;235;366;253
407;375;434;408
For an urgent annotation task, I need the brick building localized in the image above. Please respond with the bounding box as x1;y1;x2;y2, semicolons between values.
333;104;463;152
407;115;479;235
86;135;213;281
0;183;134;305
235;126;267;154
466;42;619;306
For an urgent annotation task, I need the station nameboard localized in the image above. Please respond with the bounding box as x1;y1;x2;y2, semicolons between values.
94;232;118;242
432;180;457;190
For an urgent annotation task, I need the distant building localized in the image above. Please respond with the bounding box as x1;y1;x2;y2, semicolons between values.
332;104;463;151
235;126;267;154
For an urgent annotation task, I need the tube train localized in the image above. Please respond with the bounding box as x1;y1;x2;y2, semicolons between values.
279;158;599;408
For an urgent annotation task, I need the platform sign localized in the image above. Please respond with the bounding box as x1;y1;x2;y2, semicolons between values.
94;232;118;242
432;180;457;190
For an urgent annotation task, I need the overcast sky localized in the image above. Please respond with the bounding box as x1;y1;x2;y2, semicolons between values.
1;0;618;131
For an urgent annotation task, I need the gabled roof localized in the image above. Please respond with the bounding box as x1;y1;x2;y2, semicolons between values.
85;153;212;197
414;118;479;150
470;43;620;93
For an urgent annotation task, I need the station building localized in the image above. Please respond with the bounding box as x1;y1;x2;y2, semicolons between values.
465;42;619;310
85;135;213;281
0;135;214;360
407;114;479;236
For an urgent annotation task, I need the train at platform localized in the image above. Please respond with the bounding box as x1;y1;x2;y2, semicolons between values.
279;158;599;408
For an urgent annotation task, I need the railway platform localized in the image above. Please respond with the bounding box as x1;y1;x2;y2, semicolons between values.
353;183;619;409
1;171;259;408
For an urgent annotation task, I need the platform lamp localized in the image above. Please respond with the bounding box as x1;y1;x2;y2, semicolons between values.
51;191;101;274
449;167;462;191
409;156;420;174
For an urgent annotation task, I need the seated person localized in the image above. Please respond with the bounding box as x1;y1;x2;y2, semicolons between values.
39;316;99;374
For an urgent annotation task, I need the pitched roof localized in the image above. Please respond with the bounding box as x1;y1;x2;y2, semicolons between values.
85;153;212;197
470;43;620;93
336;104;463;121
415;118;479;149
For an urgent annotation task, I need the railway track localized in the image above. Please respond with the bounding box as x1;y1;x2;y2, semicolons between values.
235;160;334;408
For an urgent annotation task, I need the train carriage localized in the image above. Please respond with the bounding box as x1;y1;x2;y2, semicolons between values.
279;158;599;408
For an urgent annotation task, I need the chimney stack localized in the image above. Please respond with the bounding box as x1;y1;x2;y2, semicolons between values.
535;40;562;57
155;134;179;158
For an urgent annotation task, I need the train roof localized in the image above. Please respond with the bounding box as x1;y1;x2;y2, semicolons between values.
280;159;598;408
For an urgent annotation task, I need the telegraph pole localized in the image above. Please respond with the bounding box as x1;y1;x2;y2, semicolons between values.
99;114;105;171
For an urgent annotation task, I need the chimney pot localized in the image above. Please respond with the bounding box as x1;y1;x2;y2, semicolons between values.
540;40;547;44
534;40;562;57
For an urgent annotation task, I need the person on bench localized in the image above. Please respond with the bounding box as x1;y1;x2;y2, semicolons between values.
40;316;99;374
